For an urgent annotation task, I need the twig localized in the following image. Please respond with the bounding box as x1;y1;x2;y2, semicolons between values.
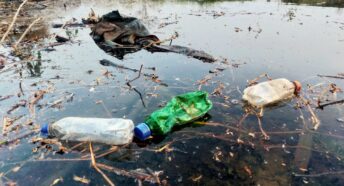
317;99;344;110
142;34;177;49
100;59;154;78
126;65;146;108
132;88;146;108
294;170;344;177
19;81;24;96
0;0;29;43
14;17;43;48
52;23;85;28
247;73;272;86
317;74;344;80
0;129;38;147
0;95;13;102
89;142;115;186
95;146;119;159
257;116;270;140
97;163;158;183
299;96;320;130
126;65;143;88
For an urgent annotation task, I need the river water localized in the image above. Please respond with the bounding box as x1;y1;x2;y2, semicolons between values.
1;0;344;185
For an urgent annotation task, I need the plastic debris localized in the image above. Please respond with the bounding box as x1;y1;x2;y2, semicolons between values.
41;117;134;145
134;91;212;140
243;78;301;107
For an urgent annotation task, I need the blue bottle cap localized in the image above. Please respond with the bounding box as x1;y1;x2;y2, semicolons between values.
40;123;49;135
134;123;151;141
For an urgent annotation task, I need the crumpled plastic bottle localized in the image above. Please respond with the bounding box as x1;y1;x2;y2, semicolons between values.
242;78;301;107
41;117;134;145
134;91;213;141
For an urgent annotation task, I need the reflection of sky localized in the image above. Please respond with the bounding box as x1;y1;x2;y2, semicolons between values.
1;1;344;185
46;0;344;83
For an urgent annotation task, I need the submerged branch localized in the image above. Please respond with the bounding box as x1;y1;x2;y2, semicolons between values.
89;142;115;186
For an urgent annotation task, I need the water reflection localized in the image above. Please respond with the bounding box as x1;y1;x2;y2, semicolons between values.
1;0;344;185
26;52;43;77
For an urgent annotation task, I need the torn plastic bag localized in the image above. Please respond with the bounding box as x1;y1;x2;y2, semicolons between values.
84;10;215;62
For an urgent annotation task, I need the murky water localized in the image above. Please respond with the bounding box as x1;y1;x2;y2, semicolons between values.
1;0;344;185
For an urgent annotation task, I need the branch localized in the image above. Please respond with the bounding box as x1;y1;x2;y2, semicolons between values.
126;65;143;88
317;99;344;110
89;142;115;186
1;0;29;43
14;17;43;48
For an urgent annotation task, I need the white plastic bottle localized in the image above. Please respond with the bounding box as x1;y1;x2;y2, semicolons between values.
242;78;301;107
41;117;134;145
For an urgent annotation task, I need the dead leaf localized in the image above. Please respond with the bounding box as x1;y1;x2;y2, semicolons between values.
237;138;244;144
2;116;13;135
299;167;308;172
248;133;255;138
73;175;90;184
50;177;63;186
191;175;202;182
12;166;21;172
0;56;5;69
155;143;173;153
244;165;252;177
211;83;225;96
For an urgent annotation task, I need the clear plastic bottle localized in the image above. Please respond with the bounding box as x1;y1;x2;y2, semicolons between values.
242;78;301;107
41;117;134;145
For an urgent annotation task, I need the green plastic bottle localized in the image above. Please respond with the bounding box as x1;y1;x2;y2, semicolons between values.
134;91;213;140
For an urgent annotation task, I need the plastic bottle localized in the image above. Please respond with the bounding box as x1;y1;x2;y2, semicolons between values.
41;117;134;145
134;91;213;141
242;78;301;107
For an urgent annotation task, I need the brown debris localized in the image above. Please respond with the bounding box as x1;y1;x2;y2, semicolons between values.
73;175;90;184
7;100;27;114
158;21;178;29
0;56;5;69
89;143;115;186
30;90;47;105
0;95;13;102
211;83;225;96
0;0;29;43
2;116;13;135
243;165;253;178
318;74;344;79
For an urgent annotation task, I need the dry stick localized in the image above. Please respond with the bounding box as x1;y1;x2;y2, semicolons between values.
89;142;115;186
14;17;42;48
126;65;146;108
317;99;344;110
299;96;320;130
19;81;24;96
317;74;344;80
95;146;119;159
126;65;143;88
247;73;272;86
236;113;249;140
257;116;270;140
0;0;29;43
142;35;177;49
294;170;344;178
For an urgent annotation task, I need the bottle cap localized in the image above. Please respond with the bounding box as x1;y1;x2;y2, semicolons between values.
134;123;151;141
40;123;49;135
293;80;302;94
